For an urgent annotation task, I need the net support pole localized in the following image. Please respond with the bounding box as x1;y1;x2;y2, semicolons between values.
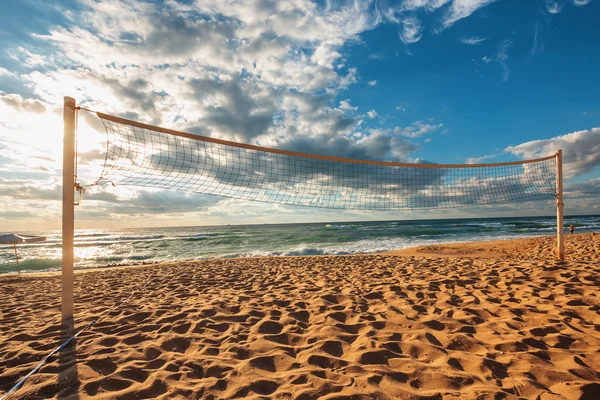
62;97;76;324
556;149;564;261
14;244;20;274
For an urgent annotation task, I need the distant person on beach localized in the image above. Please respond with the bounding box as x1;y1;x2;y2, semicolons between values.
569;224;574;235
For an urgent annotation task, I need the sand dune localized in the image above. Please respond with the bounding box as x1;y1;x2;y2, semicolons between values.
1;233;599;399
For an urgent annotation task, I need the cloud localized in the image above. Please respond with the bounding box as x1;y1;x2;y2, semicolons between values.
8;0;396;168
496;39;512;82
396;105;407;112
0;92;47;114
399;16;423;44
384;0;498;39
339;67;359;88
3;0;572;228
0;67;14;77
393;121;444;138
505;127;600;179
387;0;499;46
529;20;545;57
368;53;385;60
0;210;38;220
187;77;276;142
32;0;378;96
566;178;600;198
0;174;224;217
545;1;565;14
105;190;223;215
0;178;61;201
338;99;358;111
7;46;47;68
461;36;489;45
465;153;502;164
544;0;592;14
442;0;498;29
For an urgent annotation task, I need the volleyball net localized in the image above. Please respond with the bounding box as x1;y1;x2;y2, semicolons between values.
94;112;557;210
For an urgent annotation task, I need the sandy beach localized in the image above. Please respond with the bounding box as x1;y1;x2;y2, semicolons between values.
1;233;599;399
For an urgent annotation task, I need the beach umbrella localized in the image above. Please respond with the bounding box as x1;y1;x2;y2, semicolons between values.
0;234;46;274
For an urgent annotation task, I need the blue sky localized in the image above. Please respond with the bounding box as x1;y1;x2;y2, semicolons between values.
0;0;599;230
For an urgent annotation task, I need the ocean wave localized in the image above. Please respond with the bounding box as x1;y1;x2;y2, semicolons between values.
514;227;555;232
112;234;165;241
403;229;447;236
74;233;111;238
324;224;359;230
0;258;62;273
182;237;208;242
506;222;554;229
91;254;154;265
175;233;218;238
451;223;502;229
97;256;127;262
0;242;54;250
74;235;166;247
33;234;169;248
220;231;554;259
2;216;599;274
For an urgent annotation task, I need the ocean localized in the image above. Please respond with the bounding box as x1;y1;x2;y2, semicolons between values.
1;215;599;274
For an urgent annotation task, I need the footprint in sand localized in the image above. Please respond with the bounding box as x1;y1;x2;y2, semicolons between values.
257;320;283;334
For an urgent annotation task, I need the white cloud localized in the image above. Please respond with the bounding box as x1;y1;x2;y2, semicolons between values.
399;16;423;44
33;0;378;97
505;127;600;179
0;67;14;77
461;36;489;45
339;67;359;88
545;0;592;14
496;39;512;81
442;0;498;28
545;1;565;14
2;0;574;228
7;46;47;68
385;0;497;38
8;0;393;158
0;92;47;114
383;0;450;22
529;21;544;56
566;178;600;199
338;99;358;111
393;121;444;138
465;153;501;164
368;53;384;60
389;0;499;45
311;42;343;69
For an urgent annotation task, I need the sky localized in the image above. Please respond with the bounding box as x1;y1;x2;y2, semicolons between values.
0;0;599;230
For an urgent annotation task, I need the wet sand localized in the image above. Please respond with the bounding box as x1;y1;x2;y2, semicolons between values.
1;233;599;399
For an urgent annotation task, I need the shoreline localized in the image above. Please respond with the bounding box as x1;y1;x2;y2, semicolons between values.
1;232;595;279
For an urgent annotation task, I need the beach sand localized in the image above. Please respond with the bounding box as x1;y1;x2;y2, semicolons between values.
1;233;599;399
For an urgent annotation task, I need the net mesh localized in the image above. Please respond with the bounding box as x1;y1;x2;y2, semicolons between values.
94;113;557;210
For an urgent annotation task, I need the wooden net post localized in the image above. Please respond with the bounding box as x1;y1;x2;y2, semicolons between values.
556;150;564;261
13;244;20;274
62;97;76;323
